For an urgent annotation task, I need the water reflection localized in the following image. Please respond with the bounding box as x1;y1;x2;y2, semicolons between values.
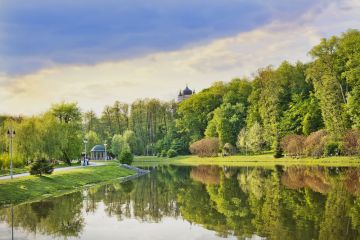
1;165;360;239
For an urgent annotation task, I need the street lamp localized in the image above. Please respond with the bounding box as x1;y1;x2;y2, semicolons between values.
7;127;15;179
83;138;88;165
104;142;108;161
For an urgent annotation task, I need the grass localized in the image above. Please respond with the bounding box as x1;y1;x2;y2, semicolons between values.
134;154;360;167
0;164;134;207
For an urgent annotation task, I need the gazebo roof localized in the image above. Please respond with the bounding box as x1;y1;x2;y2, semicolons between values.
91;144;105;152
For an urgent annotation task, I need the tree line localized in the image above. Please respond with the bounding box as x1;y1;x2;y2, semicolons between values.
0;29;359;169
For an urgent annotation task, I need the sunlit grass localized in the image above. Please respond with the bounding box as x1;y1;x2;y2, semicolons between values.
134;154;360;167
0;165;134;206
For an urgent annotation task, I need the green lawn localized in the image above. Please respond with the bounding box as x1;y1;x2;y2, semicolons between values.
0;164;134;207
134;154;360;167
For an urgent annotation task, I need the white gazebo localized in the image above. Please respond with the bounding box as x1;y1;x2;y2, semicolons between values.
90;145;106;160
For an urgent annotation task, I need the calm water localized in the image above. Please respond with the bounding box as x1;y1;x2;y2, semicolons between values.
1;165;360;240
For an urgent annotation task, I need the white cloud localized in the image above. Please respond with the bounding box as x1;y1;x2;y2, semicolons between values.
0;0;359;115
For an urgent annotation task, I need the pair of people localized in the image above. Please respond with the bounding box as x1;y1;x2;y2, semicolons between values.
82;157;89;166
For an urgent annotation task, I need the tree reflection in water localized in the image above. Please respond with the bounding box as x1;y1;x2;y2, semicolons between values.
1;165;360;239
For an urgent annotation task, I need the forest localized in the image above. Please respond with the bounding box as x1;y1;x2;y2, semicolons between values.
0;29;360;168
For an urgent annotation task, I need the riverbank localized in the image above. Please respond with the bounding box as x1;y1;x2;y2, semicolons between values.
134;154;360;167
0;164;135;207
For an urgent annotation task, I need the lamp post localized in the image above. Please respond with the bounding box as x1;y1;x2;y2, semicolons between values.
83;138;88;165
7;127;15;179
104;142;108;161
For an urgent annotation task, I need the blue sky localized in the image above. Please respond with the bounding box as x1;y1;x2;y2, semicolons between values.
0;0;359;114
1;0;318;75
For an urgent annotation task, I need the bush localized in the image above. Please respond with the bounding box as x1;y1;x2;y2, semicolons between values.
160;150;167;157
167;149;177;158
0;153;25;170
222;143;235;156
29;158;54;176
281;134;306;157
119;149;134;165
189;138;219;157
324;141;341;156
304;130;327;157
342;130;360;155
274;136;284;158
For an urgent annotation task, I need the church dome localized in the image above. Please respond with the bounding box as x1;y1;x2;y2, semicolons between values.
183;86;193;95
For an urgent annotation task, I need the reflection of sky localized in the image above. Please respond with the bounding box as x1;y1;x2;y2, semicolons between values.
79;203;236;240
0;202;237;240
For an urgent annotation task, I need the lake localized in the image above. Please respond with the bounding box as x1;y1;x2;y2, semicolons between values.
1;165;360;240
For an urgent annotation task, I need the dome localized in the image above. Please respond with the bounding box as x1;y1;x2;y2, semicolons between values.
91;144;105;152
183;86;193;95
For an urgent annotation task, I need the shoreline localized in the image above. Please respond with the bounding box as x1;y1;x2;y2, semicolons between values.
133;154;360;167
0;164;149;208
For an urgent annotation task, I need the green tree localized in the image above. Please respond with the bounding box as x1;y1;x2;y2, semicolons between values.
111;134;129;157
50;102;83;165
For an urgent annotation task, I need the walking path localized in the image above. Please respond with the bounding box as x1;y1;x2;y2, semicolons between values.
0;162;105;181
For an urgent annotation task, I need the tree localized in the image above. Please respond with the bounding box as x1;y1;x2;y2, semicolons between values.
15;117;43;164
246;122;266;153
86;131;100;154
50;102;83;165
29;158;54;176
177;82;226;142
111;134;128;158
307;36;349;138
123;130;136;153
118;148;134;165
189;138;220;157
207;103;246;148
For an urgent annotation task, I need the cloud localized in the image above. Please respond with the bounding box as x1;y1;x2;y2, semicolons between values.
0;0;321;75
0;0;359;115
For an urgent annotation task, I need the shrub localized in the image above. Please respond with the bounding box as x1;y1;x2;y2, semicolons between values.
160;150;167;157
189;138;219;157
281;134;305;157
0;153;25;170
29;159;54;176
303;130;327;157
119;149;134;165
274;136;284;158
324;141;341;156
167;149;177;158
342;130;360;155
222;143;235;156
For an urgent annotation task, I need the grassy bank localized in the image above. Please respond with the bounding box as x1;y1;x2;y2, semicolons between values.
0;164;134;206
134;154;360;167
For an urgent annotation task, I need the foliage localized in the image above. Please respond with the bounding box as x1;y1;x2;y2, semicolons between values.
281;134;306;157
274;135;284;158
342;130;360;155
167;149;177;158
237;122;266;154
118;149;134;165
111;134;128;157
303;130;327;157
29;159;54;176
85;131;100;154
324;142;341;156
222;143;236;156
189;138;220;157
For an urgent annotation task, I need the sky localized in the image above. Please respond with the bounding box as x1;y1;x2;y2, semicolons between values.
0;0;359;115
